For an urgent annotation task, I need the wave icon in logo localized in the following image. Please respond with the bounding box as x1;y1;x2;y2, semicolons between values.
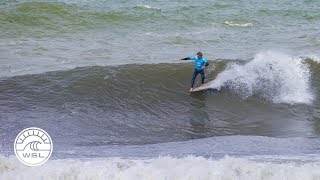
14;127;53;166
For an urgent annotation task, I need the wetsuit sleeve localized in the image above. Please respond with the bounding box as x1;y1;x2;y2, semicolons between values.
190;56;197;60
181;57;191;60
181;56;196;60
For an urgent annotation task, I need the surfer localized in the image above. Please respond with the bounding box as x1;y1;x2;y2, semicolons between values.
180;52;209;91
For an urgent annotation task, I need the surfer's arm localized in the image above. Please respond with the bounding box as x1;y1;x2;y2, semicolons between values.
180;57;191;60
180;56;197;61
202;60;209;69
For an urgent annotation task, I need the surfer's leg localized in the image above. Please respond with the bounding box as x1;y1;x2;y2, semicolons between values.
191;69;199;88
200;70;205;84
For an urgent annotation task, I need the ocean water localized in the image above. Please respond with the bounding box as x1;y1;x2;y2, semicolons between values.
1;0;320;179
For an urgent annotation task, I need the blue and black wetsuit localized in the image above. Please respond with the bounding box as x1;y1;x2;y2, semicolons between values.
181;56;209;88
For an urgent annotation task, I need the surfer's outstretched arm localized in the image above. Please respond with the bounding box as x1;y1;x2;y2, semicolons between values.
180;57;191;60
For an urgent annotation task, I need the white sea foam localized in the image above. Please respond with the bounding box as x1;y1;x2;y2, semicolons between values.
306;55;320;63
135;4;161;11
136;4;152;9
0;155;319;180
209;51;313;104
224;21;253;27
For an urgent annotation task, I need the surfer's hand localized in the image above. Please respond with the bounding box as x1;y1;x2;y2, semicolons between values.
202;66;205;69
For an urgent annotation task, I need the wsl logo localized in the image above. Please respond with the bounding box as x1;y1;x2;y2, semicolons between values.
14;127;53;166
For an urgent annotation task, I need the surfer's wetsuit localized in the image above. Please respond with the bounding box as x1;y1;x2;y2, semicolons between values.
181;56;209;88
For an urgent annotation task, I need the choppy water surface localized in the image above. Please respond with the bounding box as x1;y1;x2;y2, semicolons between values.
1;0;320;179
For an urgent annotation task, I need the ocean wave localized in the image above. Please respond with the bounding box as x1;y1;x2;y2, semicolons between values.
0;155;319;180
2;54;316;106
1;52;318;107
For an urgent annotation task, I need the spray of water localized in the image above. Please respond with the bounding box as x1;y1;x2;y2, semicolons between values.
209;51;313;104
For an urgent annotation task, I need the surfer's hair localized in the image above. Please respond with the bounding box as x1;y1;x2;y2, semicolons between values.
197;52;202;56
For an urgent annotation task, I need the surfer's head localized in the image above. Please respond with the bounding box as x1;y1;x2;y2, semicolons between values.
197;52;203;58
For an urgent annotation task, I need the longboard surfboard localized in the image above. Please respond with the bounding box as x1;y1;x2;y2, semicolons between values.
189;83;218;94
191;83;209;92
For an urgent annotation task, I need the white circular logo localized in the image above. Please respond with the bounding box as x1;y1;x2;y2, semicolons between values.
14;127;53;166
